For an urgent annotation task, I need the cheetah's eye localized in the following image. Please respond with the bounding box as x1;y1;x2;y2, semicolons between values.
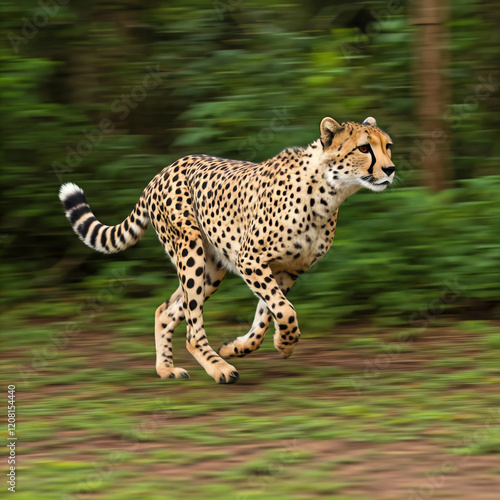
358;145;370;154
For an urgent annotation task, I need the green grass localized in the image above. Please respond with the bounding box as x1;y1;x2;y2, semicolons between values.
3;301;500;499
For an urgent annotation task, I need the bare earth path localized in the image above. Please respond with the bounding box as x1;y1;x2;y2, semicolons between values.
7;322;500;499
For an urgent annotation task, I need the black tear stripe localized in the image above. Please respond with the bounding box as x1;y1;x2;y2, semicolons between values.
368;146;376;175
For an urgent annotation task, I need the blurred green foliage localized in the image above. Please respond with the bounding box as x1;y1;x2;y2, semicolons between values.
1;0;499;324
2;5;500;499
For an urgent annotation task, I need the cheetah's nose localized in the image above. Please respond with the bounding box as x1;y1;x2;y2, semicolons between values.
382;166;395;177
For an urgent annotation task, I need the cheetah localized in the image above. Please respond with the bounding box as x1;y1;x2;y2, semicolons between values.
59;116;395;384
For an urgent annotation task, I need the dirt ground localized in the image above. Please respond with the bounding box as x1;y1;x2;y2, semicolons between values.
14;325;500;499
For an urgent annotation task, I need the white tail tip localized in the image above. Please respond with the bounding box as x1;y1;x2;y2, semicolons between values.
59;182;84;202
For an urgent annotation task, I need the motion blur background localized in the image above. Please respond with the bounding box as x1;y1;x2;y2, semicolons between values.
2;1;500;499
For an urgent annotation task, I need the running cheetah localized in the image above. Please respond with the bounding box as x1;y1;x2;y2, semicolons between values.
59;116;395;384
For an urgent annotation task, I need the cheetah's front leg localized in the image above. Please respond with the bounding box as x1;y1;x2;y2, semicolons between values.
218;272;296;358
218;299;272;358
236;259;301;358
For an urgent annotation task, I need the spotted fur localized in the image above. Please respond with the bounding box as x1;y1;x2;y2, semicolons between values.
59;116;395;384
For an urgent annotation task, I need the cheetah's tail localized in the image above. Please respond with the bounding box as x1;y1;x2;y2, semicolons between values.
59;183;150;254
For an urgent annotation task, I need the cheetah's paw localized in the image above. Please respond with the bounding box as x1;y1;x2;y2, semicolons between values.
156;365;190;380
209;362;240;384
275;344;295;359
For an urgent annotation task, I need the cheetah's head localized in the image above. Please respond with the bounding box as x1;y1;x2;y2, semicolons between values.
319;116;395;193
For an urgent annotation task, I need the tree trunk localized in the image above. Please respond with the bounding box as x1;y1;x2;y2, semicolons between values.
413;0;450;191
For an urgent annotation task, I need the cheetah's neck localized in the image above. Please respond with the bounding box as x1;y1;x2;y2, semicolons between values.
274;140;360;223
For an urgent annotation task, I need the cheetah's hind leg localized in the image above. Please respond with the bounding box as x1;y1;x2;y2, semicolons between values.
177;229;239;383
155;256;227;380
155;286;190;379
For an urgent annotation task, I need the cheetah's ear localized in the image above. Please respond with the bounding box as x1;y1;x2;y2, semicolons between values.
320;117;342;148
362;116;377;127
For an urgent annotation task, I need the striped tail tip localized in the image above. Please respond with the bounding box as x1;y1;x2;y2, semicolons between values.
59;182;87;211
59;182;149;254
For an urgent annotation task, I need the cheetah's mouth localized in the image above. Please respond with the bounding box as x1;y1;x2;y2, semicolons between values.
358;175;390;192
